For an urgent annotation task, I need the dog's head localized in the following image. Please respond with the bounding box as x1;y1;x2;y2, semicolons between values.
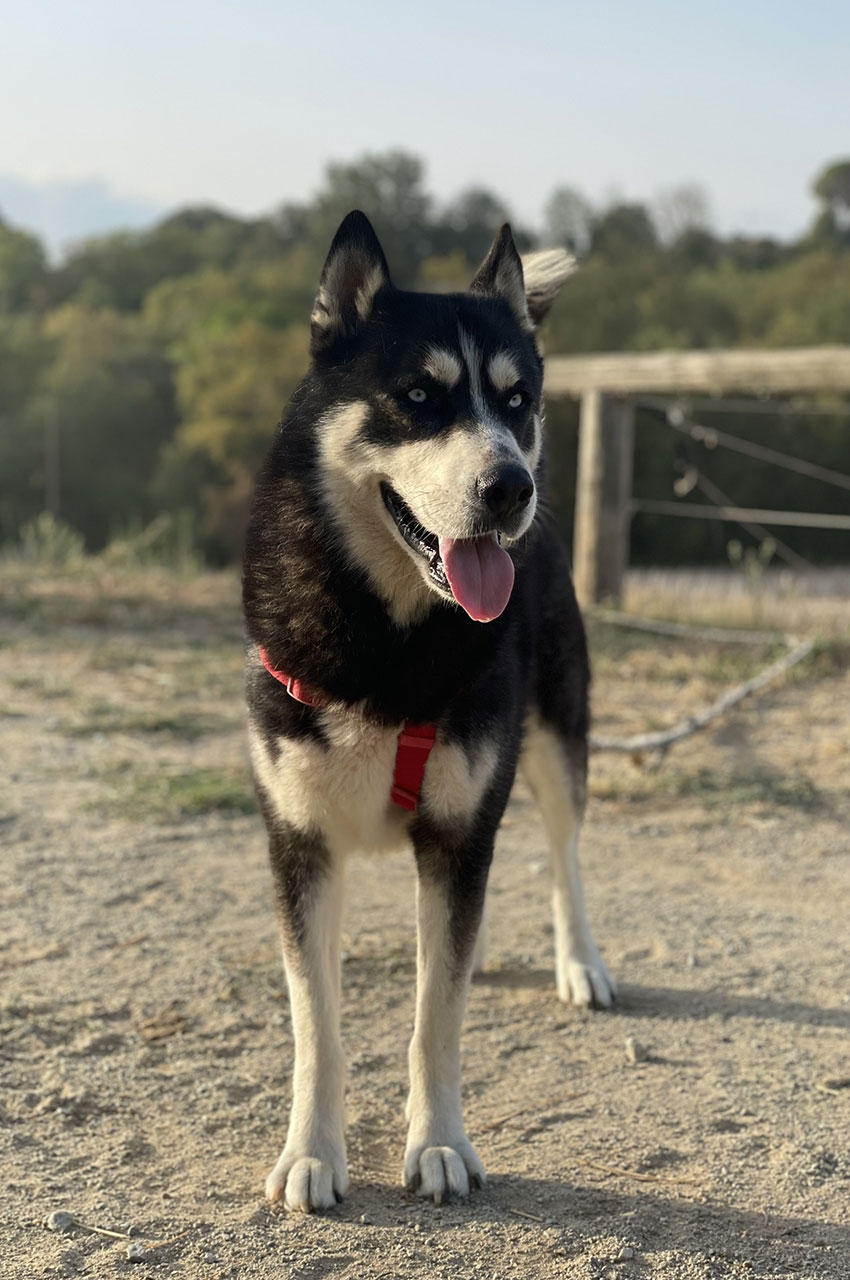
306;211;574;625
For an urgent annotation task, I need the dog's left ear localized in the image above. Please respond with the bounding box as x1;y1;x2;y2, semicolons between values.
470;225;575;330
470;224;531;330
311;211;392;357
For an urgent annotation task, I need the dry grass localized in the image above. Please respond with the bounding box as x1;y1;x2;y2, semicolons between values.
624;566;850;640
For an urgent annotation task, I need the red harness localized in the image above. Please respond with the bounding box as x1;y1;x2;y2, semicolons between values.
258;646;436;813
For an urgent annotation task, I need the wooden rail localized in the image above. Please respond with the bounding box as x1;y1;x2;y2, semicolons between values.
543;346;850;606
545;345;850;398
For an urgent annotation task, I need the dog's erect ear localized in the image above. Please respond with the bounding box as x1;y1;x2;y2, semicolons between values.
311;211;392;357
469;224;531;330
520;248;576;327
471;226;576;331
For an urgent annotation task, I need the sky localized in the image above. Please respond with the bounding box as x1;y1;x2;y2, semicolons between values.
2;0;848;255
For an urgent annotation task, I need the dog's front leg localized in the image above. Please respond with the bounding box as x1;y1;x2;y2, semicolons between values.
265;824;348;1212
403;836;489;1203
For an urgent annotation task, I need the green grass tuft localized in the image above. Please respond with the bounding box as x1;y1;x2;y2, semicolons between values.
97;764;256;821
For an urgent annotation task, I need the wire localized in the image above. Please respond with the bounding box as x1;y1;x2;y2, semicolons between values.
632;500;850;531
637;394;850;418
586;610;781;645
674;459;812;571
641;403;850;493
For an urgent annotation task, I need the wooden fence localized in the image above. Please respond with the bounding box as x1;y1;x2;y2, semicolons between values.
543;346;850;606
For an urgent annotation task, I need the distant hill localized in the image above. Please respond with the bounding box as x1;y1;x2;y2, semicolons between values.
0;175;163;259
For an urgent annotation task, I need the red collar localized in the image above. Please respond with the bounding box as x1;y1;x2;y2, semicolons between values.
258;646;436;813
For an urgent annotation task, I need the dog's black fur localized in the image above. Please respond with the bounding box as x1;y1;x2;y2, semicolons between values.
242;212;609;1212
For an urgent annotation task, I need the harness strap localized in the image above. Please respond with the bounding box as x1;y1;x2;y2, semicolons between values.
390;723;437;812
257;646;437;813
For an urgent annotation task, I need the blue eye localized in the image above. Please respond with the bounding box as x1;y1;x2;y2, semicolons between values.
508;392;524;409
408;388;427;403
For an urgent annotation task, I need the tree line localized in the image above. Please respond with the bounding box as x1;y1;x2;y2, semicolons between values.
1;151;849;566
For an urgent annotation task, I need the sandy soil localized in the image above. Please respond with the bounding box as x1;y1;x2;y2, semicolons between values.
1;566;848;1279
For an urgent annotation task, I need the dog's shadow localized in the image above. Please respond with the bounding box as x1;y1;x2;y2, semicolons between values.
474;971;850;1030
318;1175;846;1279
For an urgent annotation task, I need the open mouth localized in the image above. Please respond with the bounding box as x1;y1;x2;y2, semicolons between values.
381;482;450;592
380;482;515;623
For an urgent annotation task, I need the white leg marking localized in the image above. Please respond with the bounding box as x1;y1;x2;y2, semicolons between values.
249;716;409;856
404;877;486;1202
421;738;498;827
266;859;349;1211
521;720;615;1008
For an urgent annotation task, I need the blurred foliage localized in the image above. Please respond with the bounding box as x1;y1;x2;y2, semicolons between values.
1;153;849;564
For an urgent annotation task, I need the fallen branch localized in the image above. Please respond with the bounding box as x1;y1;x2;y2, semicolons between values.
0;944;66;972
108;933;149;951
588;609;780;647
70;1221;131;1241
577;1157;700;1187
590;636;814;754
67;1219;193;1252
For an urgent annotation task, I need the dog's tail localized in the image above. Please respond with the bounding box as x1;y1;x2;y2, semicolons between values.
521;248;577;328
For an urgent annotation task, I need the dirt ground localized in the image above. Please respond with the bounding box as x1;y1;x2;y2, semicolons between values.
2;564;848;1280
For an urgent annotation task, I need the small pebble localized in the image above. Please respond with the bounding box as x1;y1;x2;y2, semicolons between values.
126;1242;147;1262
617;1244;635;1261
203;1252;219;1264
624;1035;648;1064
46;1211;75;1233
125;1224;141;1237
359;1213;371;1224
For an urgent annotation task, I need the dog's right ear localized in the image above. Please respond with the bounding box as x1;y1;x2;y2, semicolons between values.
310;211;392;357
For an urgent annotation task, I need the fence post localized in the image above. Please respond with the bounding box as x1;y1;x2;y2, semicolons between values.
572;390;635;607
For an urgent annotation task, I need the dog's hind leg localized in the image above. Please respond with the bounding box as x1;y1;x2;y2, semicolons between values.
521;717;615;1008
470;897;488;974
403;831;491;1202
263;823;348;1212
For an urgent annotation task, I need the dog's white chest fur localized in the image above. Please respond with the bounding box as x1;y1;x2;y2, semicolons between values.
249;713;497;855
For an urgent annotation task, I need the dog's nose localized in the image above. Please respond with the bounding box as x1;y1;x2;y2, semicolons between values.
478;466;535;523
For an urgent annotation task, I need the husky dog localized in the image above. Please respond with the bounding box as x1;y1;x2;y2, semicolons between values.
243;211;614;1213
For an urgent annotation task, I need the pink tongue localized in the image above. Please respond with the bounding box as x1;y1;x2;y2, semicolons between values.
439;534;515;622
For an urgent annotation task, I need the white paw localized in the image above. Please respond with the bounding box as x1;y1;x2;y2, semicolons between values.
558;949;616;1008
403;1139;486;1204
265;1149;348;1212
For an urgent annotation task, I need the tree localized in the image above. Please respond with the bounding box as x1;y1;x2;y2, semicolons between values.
543;186;594;257
33;306;178;546
434;187;518;264
45;208;287;312
811;159;850;246
155;318;310;558
0;315;54;541
309;151;433;283
652;183;711;244
591;202;658;260
0;219;47;311
812;159;850;227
